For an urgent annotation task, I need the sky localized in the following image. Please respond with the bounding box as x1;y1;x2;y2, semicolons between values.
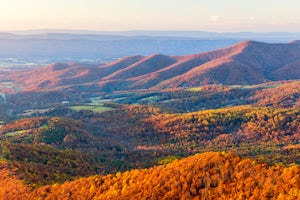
1;0;300;32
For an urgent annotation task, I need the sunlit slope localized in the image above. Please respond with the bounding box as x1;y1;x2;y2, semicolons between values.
24;152;300;200
1;41;300;92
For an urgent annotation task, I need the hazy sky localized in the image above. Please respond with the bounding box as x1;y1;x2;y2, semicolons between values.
1;0;300;32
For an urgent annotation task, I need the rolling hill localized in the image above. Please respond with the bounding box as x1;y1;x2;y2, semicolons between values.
1;40;300;92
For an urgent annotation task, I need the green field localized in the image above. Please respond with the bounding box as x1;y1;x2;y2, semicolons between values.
3;130;31;137
187;87;204;92
69;105;114;113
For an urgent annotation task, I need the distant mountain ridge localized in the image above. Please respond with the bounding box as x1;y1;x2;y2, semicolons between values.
5;30;300;41
0;32;240;61
1;40;300;92
1;31;300;64
290;40;300;44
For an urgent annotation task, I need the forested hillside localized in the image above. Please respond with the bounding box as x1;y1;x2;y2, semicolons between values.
1;152;300;199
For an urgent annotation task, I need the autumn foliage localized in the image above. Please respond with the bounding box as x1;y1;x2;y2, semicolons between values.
0;84;299;199
1;152;299;199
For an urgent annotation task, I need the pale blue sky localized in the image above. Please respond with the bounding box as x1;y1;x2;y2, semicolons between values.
1;0;300;32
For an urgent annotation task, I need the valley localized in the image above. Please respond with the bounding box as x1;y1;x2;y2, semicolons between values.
0;40;299;199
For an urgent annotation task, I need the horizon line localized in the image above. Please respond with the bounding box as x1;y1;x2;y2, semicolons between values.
2;29;300;34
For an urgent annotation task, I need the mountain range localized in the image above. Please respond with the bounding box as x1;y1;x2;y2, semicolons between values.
1;35;300;199
2;40;300;92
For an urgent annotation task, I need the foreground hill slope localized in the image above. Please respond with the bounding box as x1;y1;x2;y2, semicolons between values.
2;152;299;199
1;41;300;92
